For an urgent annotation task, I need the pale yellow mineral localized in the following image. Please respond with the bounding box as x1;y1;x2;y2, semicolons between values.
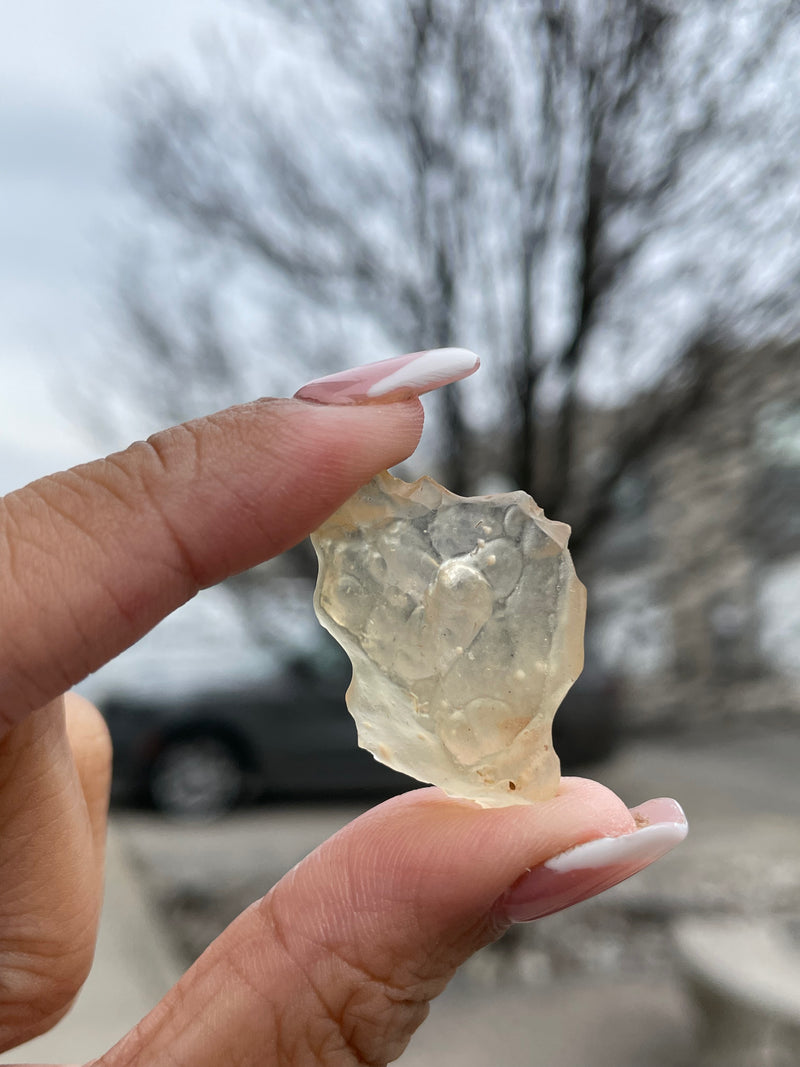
311;470;586;806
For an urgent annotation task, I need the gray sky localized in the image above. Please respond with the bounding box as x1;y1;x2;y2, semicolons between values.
0;0;225;491
0;0;270;685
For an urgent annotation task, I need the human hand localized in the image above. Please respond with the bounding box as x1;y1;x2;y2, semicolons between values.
0;349;686;1065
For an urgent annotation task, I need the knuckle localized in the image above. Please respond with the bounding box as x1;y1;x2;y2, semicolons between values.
0;429;206;716
0;941;94;1051
259;889;441;1066
0;487;79;713
135;427;210;588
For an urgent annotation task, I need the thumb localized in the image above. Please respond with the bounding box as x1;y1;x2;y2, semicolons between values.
0;397;423;725
100;781;686;1067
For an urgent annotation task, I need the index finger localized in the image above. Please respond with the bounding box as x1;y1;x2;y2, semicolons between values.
0;397;423;731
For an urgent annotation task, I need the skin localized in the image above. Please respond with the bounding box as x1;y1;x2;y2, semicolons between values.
0;397;637;1066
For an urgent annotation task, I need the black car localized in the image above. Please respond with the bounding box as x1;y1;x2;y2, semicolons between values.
101;640;620;817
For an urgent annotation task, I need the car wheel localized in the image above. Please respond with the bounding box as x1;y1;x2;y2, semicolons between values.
148;736;245;818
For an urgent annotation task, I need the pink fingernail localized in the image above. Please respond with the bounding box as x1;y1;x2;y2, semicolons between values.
293;348;480;405
497;798;688;924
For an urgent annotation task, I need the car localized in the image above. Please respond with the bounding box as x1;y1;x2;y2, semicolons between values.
101;639;620;818
101;640;417;817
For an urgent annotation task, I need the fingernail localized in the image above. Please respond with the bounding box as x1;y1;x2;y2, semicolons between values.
293;348;480;405
497;798;688;924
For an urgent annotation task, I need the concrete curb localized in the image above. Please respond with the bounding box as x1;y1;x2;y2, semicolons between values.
673;916;800;1065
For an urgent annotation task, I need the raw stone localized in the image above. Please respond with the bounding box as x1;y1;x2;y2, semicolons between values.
311;470;586;807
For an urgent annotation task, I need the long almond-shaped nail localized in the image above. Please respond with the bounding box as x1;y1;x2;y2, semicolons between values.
497;798;688;924
294;348;480;405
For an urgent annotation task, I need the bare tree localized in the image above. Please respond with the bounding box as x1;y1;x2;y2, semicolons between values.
117;0;800;542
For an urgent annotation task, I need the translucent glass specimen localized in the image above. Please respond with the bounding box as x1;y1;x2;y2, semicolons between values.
311;471;586;806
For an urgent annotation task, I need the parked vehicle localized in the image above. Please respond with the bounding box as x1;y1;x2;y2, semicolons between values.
101;640;620;818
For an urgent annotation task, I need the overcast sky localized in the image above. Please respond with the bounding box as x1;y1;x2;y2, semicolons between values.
0;0;273;677
0;0;227;492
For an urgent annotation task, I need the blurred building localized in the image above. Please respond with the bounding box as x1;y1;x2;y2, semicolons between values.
580;342;800;729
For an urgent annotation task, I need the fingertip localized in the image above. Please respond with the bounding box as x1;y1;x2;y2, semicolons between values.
315;779;639;923
286;394;425;457
251;396;424;511
554;776;640;836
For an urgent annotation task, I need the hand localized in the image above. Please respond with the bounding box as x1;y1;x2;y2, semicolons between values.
0;352;686;1065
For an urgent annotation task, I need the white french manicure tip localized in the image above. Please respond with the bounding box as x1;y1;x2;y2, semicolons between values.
366;348;480;398
543;819;689;874
294;348;480;405
498;798;688;923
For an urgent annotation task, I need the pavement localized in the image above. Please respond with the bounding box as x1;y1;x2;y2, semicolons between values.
0;726;797;1064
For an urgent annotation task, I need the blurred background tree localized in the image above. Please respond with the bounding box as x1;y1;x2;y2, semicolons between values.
110;0;800;690
117;0;799;522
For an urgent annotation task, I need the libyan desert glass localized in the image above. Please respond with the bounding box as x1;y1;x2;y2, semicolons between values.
311;471;586;807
